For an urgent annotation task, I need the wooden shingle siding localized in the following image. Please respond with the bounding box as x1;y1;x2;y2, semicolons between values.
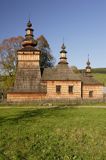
82;85;103;99
7;93;46;102
46;80;81;99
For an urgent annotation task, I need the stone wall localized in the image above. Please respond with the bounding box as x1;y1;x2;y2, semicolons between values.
82;85;103;99
46;80;81;99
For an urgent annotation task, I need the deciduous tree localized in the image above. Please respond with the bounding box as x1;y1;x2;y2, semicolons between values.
0;35;54;92
71;66;80;73
37;35;55;74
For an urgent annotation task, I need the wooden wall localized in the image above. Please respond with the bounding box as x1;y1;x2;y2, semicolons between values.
7;93;46;102
82;85;103;99
46;80;81;99
7;82;104;102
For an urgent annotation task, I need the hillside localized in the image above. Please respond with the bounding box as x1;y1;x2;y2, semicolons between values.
80;68;106;86
93;73;106;86
91;68;106;86
92;68;106;73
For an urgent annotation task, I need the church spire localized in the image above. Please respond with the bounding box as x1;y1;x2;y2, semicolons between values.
25;19;33;37
22;19;37;48
85;54;91;74
58;43;68;64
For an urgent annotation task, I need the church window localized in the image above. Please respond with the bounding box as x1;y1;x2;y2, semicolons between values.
89;91;93;97
56;85;61;93
68;86;73;93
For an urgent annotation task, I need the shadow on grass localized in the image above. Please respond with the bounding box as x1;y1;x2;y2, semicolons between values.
0;108;48;126
0;106;77;126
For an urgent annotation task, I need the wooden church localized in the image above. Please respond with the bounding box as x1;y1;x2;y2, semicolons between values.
7;20;103;102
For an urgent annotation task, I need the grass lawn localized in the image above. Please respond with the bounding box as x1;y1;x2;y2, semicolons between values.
0;107;106;160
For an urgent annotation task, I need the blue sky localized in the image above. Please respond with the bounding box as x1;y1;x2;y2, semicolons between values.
0;0;106;68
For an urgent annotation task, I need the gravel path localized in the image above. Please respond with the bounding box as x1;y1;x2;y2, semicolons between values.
0;106;106;109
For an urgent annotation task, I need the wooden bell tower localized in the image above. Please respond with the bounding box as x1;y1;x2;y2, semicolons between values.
13;20;42;92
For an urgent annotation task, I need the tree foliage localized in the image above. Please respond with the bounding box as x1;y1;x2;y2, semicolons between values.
37;35;55;73
0;36;24;95
71;66;80;73
0;35;54;76
0;35;54;92
0;36;24;76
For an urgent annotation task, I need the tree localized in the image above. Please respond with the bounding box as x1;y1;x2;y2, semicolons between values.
0;35;54;76
37;35;55;74
71;66;80;73
0;36;24;76
0;36;24;96
0;35;54;92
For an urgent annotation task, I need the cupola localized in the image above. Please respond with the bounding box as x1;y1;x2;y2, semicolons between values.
22;19;37;48
58;43;68;64
86;55;91;74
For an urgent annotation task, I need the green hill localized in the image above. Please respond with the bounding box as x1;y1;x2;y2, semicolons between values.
93;73;106;86
80;68;106;86
91;68;106;86
92;68;106;74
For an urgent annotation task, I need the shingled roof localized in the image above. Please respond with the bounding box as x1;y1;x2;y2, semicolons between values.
42;63;81;81
80;74;103;85
11;68;47;93
18;46;40;52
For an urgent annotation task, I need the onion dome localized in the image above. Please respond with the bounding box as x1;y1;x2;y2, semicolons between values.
27;20;32;28
86;55;91;74
58;43;68;64
61;43;66;50
87;58;90;66
22;20;37;48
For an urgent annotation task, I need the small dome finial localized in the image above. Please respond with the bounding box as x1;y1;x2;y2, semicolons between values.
27;19;32;28
61;43;66;50
22;19;37;48
58;42;68;64
85;54;91;74
87;54;90;66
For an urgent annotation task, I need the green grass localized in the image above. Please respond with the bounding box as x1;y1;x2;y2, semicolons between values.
93;73;106;86
92;68;106;74
80;68;106;74
0;107;106;160
80;68;106;86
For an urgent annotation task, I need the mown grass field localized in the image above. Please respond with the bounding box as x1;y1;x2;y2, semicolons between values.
0;107;106;160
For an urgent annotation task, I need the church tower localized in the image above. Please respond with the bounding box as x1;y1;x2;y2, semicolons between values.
85;55;92;75
13;20;42;92
58;43;68;64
